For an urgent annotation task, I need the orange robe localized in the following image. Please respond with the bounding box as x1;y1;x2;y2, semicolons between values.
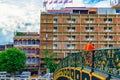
84;42;95;51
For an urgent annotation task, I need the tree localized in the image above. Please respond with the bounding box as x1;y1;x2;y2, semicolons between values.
0;48;26;77
42;49;57;73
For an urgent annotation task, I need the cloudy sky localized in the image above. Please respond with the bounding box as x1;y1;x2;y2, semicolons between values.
0;0;112;44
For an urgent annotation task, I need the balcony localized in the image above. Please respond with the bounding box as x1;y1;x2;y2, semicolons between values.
86;21;94;23
14;40;40;46
104;30;112;32
26;58;40;64
86;30;94;32
68;38;76;41
53;29;57;32
53;37;57;40
67;46;75;49
104;21;112;23
67;20;76;23
67;29;75;32
86;38;94;41
53;47;58;49
14;44;39;47
104;38;113;41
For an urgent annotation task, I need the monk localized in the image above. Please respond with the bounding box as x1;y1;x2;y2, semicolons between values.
84;41;95;51
84;41;95;67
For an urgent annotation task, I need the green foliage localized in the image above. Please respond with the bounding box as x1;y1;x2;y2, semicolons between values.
16;32;26;36
0;48;26;76
42;49;57;73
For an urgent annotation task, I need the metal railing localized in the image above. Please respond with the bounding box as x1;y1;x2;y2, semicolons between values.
0;77;52;80
55;47;120;79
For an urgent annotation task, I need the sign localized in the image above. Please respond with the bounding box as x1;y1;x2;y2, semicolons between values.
48;10;72;14
116;9;120;13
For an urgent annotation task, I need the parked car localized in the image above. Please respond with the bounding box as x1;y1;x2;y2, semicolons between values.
20;71;31;78
0;72;7;78
41;73;53;79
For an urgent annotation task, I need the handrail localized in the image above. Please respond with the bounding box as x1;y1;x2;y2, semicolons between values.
54;48;120;79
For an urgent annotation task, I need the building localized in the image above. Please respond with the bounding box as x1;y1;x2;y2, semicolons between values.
14;32;40;75
40;6;120;73
0;45;6;51
0;43;13;52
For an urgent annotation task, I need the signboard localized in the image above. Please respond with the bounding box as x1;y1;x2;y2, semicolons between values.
48;10;72;14
116;9;120;13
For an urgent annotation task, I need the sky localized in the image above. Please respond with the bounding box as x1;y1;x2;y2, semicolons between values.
0;0;113;44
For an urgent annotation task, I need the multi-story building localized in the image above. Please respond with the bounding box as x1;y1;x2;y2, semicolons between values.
0;43;13;52
14;32;40;75
40;6;120;73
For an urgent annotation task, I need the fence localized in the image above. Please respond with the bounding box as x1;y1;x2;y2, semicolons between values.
0;78;52;80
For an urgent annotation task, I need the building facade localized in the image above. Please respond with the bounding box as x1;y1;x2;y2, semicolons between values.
14;32;40;75
40;7;120;72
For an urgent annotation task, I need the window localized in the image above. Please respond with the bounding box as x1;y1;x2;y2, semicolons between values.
90;27;94;31
85;27;94;32
104;18;112;23
108;18;112;22
28;40;31;44
53;18;58;23
86;18;94;23
71;27;75;32
86;18;89;21
53;44;58;49
104;44;107;47
71;36;76;40
67;44;71;49
104;27;112;32
35;40;40;44
90;27;94;30
53;27;57;32
90;19;94;23
85;36;89;39
109;44;113;47
53;35;57;40
90;36;94;38
85;27;89;30
104;36;113;40
109;36;113;40
104;36;107;38
71;18;76;23
109;27;112;31
85;35;94;40
104;27;107;31
27;58;31;64
67;36;71;40
67;27;71;32
31;40;35;44
104;18;107;21
14;40;17;45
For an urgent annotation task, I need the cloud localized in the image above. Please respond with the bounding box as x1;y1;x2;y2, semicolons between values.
0;1;40;44
46;0;111;9
0;0;111;44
